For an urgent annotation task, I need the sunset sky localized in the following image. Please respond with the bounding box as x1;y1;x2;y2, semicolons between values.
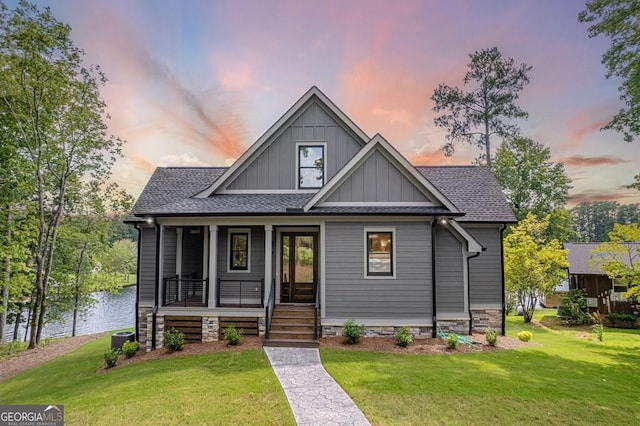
14;0;640;205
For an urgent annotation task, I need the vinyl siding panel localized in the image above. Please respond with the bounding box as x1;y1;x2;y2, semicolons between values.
138;227;157;304
435;227;464;313
325;221;432;319
465;226;503;306
162;228;176;278
325;151;429;203
216;226;265;282
226;101;363;190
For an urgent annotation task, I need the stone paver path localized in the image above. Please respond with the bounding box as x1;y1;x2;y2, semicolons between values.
264;347;370;426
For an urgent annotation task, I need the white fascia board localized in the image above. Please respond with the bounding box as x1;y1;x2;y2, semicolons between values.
448;220;484;253
194;86;369;198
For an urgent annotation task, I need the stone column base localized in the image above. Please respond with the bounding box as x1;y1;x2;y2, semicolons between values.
470;309;503;332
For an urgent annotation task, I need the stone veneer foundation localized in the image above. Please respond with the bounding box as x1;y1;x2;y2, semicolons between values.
470;308;503;332
322;325;433;338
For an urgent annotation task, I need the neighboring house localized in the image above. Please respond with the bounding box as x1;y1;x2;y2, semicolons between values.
564;242;637;314
128;86;516;350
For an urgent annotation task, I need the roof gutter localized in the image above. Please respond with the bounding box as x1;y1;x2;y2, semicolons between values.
134;224;142;342
431;218;437;338
152;222;160;350
500;224;507;336
467;250;482;335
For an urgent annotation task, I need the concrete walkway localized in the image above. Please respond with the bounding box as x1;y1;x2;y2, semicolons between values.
264;347;371;426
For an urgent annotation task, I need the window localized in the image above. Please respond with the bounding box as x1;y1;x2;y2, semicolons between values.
228;229;250;272
298;144;324;189
365;228;395;278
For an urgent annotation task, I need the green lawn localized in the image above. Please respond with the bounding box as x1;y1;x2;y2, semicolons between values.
322;310;640;425
0;337;294;425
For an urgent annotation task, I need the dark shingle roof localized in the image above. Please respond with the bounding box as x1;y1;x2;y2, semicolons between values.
132;165;515;223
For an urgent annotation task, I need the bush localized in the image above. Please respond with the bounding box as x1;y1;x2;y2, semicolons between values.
446;332;458;349
557;290;590;324
163;328;186;352
485;328;498;346
223;324;244;346
103;348;119;368
121;340;139;358
394;326;413;347
606;312;638;328
505;292;518;316
517;331;532;342
342;319;365;344
0;341;28;358
591;324;604;342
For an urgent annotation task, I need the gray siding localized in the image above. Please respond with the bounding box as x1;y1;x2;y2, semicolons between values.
226;101;363;190
325;221;431;319
465;226;503;306
182;228;204;278
435;227;464;313
162;228;176;278
138;227;157;304
326;150;429;203
216;226;265;282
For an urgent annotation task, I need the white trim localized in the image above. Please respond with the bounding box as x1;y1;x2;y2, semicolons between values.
319;201;436;207
207;225;218;307
462;246;469;314
156;215;430;227
264;225;273;306
202;228;209;304
470;303;503;310
296;142;327;190
303;134;459;212
158;225;165;306
175;228;183;301
322;318;432;327
227;228;251;273
320;220;326;319
217;189;319;194
157;307;265;317
364;226;397;279
437;313;470;320
448;220;483;253
194;86;369;198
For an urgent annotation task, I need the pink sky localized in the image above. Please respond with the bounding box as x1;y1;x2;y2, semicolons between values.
20;0;640;205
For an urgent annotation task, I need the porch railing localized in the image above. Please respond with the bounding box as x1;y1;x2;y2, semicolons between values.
163;275;208;307
265;278;276;339
217;278;264;308
314;279;321;340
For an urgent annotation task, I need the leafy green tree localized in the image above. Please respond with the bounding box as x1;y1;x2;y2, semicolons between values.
589;221;640;299
493;137;572;221
431;47;532;166
0;1;123;348
579;0;640;143
98;239;137;283
504;213;569;323
570;202;638;242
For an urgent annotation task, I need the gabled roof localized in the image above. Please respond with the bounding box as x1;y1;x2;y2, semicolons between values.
194;86;369;198
303;134;459;213
564;242;640;275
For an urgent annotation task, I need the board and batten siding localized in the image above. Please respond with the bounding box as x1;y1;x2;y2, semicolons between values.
324;221;432;319
138;226;157;304
216;226;265;282
435;226;465;313
325;150;429;203
465;226;503;307
226;101;363;190
162;228;176;278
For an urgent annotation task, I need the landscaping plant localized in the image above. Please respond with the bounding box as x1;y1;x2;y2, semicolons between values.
485;328;498;346
121;340;139;358
164;328;186;352
103;348;119;368
517;331;532;342
606;312;638;329
557;289;589;324
394;326;413;347
446;332;458;349
343;319;365;344
223;324;244;346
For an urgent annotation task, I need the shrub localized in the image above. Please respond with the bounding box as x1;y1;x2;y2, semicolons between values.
121;340;139;358
0;341;28;358
517;331;532;342
505;292;518;316
591;324;604;342
557;290;589;324
485;328;498;346
394;326;413;347
606;312;638;329
223;324;244;346
446;332;458;349
163;328;186;352
342;319;365;344
103;348;119;368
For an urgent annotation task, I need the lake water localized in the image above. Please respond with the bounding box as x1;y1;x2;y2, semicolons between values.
3;285;136;342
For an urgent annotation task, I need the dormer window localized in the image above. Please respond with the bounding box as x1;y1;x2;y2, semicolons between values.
298;144;325;189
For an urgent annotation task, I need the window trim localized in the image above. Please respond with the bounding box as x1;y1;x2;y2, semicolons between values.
227;228;251;273
296;142;326;190
364;227;396;279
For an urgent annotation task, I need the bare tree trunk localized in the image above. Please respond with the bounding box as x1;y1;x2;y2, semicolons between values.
0;207;11;342
12;304;22;341
72;242;88;337
484;116;491;167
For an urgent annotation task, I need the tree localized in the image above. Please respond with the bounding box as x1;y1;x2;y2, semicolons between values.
504;213;569;323
570;202;638;242
579;0;640;142
431;47;532;166
493;137;572;221
0;1;123;348
589;221;640;299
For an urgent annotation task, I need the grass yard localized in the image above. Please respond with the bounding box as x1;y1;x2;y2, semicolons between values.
322;310;640;425
0;336;294;425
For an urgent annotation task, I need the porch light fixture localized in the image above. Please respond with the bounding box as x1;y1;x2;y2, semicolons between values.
145;216;154;225
440;218;448;225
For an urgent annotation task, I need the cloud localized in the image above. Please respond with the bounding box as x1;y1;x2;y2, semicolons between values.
568;190;636;205
560;104;616;150
156;154;211;168
561;155;632;167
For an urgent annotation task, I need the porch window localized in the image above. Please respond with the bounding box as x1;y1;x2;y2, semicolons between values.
228;228;250;272
365;228;395;278
298;144;325;189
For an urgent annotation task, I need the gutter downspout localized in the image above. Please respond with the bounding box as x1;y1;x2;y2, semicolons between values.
134;225;142;342
467;251;481;335
500;224;506;336
431;219;437;338
152;223;160;350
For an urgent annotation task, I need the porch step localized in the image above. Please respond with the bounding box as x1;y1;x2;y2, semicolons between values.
268;330;315;340
264;305;320;348
263;338;319;348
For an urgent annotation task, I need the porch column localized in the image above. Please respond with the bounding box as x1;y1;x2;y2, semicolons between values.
176;228;183;300
202;228;209;304
208;225;218;308
158;225;165;307
264;225;273;305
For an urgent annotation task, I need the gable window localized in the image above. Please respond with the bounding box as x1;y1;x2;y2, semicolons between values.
228;229;250;272
298;144;325;189
365;228;395;278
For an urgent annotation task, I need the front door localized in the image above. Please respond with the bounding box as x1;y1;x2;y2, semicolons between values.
280;232;317;303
